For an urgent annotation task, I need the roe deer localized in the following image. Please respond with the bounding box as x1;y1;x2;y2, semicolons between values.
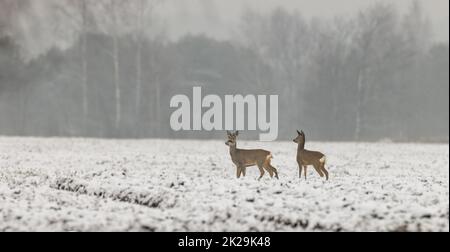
225;131;279;180
293;130;329;180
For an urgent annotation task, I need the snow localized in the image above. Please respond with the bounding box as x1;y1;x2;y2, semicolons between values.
0;137;448;231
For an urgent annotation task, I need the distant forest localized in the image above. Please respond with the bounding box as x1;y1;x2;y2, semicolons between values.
0;0;448;141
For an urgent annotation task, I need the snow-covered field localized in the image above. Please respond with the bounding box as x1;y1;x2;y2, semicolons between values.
0;137;448;232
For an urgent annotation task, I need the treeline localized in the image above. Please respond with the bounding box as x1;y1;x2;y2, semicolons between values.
0;1;448;141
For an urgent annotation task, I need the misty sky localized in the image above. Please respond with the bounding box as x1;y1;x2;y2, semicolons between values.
160;0;449;42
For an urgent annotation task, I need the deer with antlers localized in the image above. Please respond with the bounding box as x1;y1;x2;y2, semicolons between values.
293;130;329;180
225;131;279;180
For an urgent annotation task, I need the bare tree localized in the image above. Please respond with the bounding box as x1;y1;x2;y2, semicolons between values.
78;0;89;129
239;8;312;131
93;0;128;132
352;3;402;140
402;0;431;60
130;0;161;129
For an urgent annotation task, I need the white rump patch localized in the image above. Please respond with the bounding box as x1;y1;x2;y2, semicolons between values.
319;156;326;163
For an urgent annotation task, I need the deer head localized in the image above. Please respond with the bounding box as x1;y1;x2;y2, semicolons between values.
225;131;239;146
293;130;305;144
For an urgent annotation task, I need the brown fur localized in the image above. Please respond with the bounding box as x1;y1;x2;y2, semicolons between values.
293;130;329;180
226;131;279;180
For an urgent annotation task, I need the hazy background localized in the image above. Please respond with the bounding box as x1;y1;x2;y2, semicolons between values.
0;0;448;141
161;0;449;42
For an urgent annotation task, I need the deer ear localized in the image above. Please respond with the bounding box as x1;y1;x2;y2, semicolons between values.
297;130;301;135
235;131;239;136
301;130;304;135
227;130;231;136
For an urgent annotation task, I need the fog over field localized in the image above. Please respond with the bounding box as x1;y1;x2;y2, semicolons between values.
161;0;449;42
0;0;448;141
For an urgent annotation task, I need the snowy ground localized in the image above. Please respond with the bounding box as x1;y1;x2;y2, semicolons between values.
0;137;448;232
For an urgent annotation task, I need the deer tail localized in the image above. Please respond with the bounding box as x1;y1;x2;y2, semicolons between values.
319;155;326;164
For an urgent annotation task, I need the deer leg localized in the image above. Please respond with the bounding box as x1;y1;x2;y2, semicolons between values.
256;162;265;180
264;166;273;178
264;164;278;179
262;161;274;178
303;166;307;180
262;159;273;178
265;159;278;179
298;163;303;179
241;166;247;177
320;163;329;180
236;165;242;178
269;164;279;179
312;162;324;178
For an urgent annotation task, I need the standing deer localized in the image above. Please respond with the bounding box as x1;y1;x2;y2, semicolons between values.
293;130;329;180
225;131;279;180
